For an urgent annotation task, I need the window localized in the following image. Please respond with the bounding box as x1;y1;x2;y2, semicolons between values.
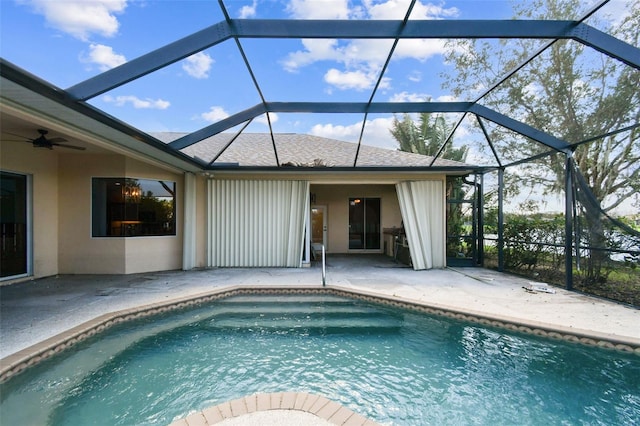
348;197;380;250
92;178;176;237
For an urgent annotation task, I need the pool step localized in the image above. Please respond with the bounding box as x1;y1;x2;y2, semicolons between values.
209;304;385;317
205;316;402;334
202;298;403;334
218;295;354;304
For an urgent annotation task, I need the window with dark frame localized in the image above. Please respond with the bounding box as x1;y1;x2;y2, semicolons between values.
92;178;176;237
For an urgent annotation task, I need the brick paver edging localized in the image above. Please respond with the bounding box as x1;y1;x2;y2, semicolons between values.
169;392;380;426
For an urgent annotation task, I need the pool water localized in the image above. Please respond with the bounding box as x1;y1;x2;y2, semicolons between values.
1;294;639;425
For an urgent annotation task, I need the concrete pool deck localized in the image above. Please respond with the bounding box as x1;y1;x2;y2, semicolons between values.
1;255;639;425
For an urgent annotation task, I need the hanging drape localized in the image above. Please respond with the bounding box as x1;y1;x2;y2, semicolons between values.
395;180;445;270
208;179;310;267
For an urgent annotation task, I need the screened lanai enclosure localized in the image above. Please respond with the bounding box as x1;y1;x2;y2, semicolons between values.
1;0;638;304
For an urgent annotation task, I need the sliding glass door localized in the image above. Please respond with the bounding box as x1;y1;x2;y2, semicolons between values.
1;171;29;278
348;197;380;250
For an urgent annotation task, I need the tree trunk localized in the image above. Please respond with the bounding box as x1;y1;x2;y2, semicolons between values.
581;208;608;285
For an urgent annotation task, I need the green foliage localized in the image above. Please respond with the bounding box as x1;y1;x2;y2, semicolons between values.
502;212;565;271
390;112;467;162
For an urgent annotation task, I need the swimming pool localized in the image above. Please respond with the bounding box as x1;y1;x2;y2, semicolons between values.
1;292;639;425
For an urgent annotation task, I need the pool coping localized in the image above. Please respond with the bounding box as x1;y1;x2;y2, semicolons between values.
168;392;381;426
2;284;639;383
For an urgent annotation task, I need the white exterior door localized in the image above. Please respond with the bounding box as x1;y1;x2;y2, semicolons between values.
311;205;327;249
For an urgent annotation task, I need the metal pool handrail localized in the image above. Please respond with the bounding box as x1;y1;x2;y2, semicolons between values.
321;244;326;286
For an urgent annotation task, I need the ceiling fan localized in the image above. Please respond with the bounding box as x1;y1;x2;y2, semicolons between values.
7;129;86;150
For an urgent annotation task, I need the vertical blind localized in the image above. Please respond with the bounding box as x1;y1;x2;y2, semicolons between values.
396;180;445;269
208;179;310;267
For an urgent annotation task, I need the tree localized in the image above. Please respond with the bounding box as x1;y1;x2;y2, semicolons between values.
442;0;640;283
390;111;467;161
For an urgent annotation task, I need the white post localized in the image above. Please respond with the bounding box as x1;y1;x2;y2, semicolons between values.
322;244;326;286
182;172;197;270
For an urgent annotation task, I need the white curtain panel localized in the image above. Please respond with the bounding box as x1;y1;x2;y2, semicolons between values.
396;180;446;269
208;180;310;267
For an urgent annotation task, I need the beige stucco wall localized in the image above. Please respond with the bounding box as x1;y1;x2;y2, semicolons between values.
58;154;126;274
122;157;183;274
57;155;184;274
311;184;403;253
1;141;59;279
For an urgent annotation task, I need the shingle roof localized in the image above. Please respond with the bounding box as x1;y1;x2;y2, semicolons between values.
151;133;467;168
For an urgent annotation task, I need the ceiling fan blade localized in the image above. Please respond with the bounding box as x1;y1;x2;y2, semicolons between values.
52;142;86;150
3;132;34;141
48;137;67;143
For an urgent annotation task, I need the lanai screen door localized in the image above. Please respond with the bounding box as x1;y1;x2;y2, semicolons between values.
348;197;381;250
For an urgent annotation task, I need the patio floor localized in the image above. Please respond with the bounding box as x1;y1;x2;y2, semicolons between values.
1;254;638;360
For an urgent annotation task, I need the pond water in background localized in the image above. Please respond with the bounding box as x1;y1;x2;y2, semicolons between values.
1;294;639;425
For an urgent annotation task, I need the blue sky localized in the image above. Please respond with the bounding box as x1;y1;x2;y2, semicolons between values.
0;0;629;152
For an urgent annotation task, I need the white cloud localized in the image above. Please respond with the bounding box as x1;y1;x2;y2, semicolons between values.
256;113;279;125
324;68;389;91
182;52;214;79
408;0;459;19
286;0;350;19
103;95;170;110
284;38;394;91
365;0;458;19
282;39;340;72
201;106;230;122
436;94;457;102
389;91;431;102
389;92;456;103
82;43;126;71
284;0;459;22
344;39;396;66
361;117;399;148
239;0;257;18
283;39;393;72
310;116;397;149
21;0;127;41
364;0;408;19
281;0;459;73
310;122;360;143
408;71;422;82
394;38;448;61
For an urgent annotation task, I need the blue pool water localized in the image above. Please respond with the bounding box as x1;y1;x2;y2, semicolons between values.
1;294;639;425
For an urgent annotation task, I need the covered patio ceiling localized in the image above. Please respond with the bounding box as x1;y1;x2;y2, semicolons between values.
1;0;638;172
